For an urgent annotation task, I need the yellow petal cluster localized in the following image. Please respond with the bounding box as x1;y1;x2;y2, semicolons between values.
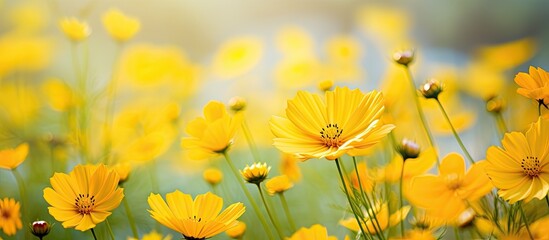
147;191;245;239
287;224;338;240
0;198;22;236
240;162;270;184
102;8;140;42
514;66;549;105
265;175;294;195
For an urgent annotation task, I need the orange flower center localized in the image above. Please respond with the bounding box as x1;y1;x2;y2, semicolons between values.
1;209;10;219
521;156;540;177
320;123;342;147
75;194;95;214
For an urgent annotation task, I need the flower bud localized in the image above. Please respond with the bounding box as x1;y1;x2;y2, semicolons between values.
393;49;415;66
397;139;420;160
318;80;334;92
240;162;270;184
420;79;443;99
486;96;505;113
31;220;51;238
228;97;247;112
225;220;246;239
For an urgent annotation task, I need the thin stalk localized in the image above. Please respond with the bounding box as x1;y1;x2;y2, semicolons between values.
279;193;296;232
545;195;549;208
90;228;98;240
222;152;275;240
241;118;261;162
123;197;139;239
494;112;508;134
256;184;285;238
435;99;474;164
149;160;159;193
105;219;116;240
519;204;534;240
352;157;383;237
335;158;367;239
403;67;439;166
399;161;405;237
454;227;461;240
12;168;29;239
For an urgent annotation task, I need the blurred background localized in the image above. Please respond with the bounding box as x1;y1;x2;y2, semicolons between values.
1;0;549;239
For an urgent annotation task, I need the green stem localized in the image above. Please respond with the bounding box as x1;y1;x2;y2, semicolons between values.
241;118;261;162
222;152;275;240
335;158;367;239
495;112;508;133
90;228;98;240
519;204;534;240
12;168;29;239
403;67;439;166
454;227;461;240
435;99;474;164
352;157;383;238
149;160;159;193
279;193;297;232
399;160;405;237
105;219;116;240
123;197;139;239
256;184;285;238
545;195;549;208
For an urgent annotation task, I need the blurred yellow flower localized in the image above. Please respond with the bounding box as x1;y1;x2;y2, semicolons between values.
102;8;140;42
287;224;337;240
203;167;223;185
128;230;172;240
9;2;49;33
148;191;245;239
340;202;411;234
270;87;394;160
476;37;536;71
377;147;436;183
240;162;270;184
0;33;52;77
0;83;40;127
275;57;322;88
265;175;294;195
42;78;76;112
477;216;549;240
356;6;410;44
213;36;263;78
111;163;132;184
43;164;124;231
280;153;302;182
181;101;241;160
486;117;549;203
276;26;315;58
349;162;374;193
0;198;22;236
225;220;246;239
58;17;90;42
406;153;492;220
326;36;361;63
0;143;29;170
514;66;549;105
461;63;506;100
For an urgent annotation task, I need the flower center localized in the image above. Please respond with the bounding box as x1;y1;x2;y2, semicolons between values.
1;209;10;219
75;194;95;214
521;156;540;177
445;173;461;191
320;123;343;147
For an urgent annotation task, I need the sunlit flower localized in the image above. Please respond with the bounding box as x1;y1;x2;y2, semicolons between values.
0;198;22;236
280;153;302;182
203;167;223;185
406;153;492;219
486;117;549;203
212;36;263;78
42;78;76;112
225;220;246;239
181;101;241;160
287;224;337;240
102;8;140;42
339;202;410;234
270;87;394;160
58;17;90;42
128;230;172;240
0;143;29;170
148;191;245;240
265;175;294;195
43;164;124;231
240;162;270;184
514;66;549;105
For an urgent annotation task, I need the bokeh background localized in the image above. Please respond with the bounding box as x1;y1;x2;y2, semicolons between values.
1;0;549;239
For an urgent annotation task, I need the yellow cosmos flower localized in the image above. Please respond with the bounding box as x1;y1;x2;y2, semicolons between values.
203;167;223;185
225;220;246;239
0;83;40;127
486;117;549;203
339;202;411;234
212;36;263;78
147;191;245;240
514;66;549;105
377;147;437;183
42;78;76;112
265;175;294;195
406;153;492;220
288;224;338;240
240;162;270;184
0;143;29;170
43;164;124;231
0;33;53;77
476;37;536;71
111;163;132;184
270;87;395;160
275;57;322;89
102;8;140;42
181;101;241;160
0;198;22;236
128;230;172;240
58;17;90;42
326;36;361;63
349;162;374;193
280;153;303;182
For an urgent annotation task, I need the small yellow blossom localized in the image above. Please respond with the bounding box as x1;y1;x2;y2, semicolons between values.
0;143;29;170
265;175;294;195
240;162;270;184
288;224;337;240
0;198;22;236
102;8;140;42
225;220;246;239
203;167;223;185
59;17;90;42
213;36;263;78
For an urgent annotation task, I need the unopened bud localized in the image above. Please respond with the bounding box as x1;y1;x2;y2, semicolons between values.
318;80;334;92
228;97;247;112
393;49;415;66
397;139;420;160
31;220;51;238
486;96;505;113
420;79;443;99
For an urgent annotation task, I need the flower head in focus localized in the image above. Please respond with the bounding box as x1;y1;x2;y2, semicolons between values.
514;66;549;106
240;162;270;184
270;87;394;160
43;164;124;231
148;191;245;239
